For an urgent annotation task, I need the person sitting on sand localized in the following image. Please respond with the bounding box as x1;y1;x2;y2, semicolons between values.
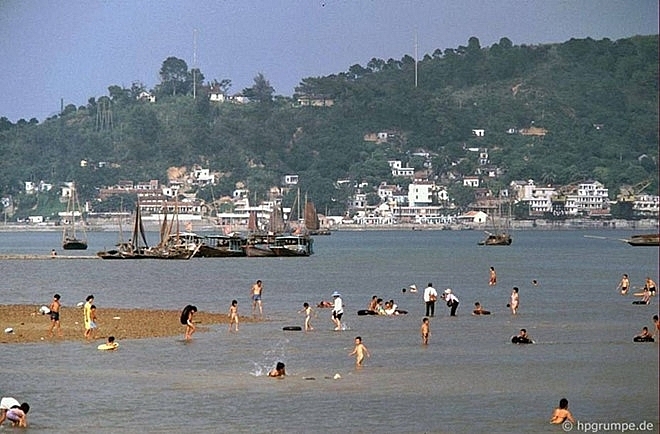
472;302;491;315
268;362;286;377
550;398;575;424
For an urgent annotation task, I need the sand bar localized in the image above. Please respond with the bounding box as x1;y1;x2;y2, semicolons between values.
0;304;251;344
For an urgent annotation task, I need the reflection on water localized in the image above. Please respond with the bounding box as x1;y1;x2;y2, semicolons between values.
0;230;658;432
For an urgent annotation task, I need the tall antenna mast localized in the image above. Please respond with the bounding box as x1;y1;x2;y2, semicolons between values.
192;28;198;99
414;30;418;88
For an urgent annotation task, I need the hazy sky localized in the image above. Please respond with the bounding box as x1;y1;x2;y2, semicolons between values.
1;0;657;122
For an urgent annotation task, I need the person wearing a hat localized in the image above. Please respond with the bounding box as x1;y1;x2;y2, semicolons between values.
331;291;344;330
444;288;460;316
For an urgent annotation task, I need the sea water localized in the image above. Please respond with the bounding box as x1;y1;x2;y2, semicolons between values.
0;229;658;433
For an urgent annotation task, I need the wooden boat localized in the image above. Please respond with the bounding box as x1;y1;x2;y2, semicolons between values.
626;233;659;246
479;200;512;246
269;234;314;257
304;200;330;235
478;232;512;246
192;233;247;257
244;232;277;257
97;201;151;259
97;199;200;259
61;182;88;250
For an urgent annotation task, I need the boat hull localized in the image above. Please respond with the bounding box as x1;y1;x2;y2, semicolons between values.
63;240;88;250
626;234;659;246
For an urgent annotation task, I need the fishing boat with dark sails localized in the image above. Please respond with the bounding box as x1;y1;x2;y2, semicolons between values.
61;182;88;250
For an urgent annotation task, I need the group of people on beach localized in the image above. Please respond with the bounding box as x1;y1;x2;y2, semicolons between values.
44;293;98;340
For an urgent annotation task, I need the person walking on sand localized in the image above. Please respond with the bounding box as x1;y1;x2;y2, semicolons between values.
421;317;430;345
489;266;497;286
423;283;438;317
299;302;314;331
228;300;239;332
83;295;94;340
616;273;630;295
251;279;264;317
349;336;370;367
509;287;519;315
331;291;344;330
48;293;62;337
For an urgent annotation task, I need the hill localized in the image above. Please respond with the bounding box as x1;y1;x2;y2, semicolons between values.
0;35;657;218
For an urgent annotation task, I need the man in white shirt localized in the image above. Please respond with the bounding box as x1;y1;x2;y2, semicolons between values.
331;291;344;330
423;283;438;317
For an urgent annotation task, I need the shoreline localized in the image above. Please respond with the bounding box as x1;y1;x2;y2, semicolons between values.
0;218;657;233
0;305;257;344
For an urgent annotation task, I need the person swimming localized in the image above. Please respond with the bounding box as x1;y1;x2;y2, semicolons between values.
268;362;286;377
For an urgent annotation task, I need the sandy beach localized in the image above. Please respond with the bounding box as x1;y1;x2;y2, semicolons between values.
0;304;253;344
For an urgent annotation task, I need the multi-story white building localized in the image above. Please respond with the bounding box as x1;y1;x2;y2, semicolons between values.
387;160;415;178
563;181;610;216
510;180;558;215
408;182;435;207
632;194;659;217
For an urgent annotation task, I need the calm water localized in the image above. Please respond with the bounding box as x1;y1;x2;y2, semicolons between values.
0;229;658;433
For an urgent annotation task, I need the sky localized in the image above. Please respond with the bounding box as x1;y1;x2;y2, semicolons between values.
0;0;657;122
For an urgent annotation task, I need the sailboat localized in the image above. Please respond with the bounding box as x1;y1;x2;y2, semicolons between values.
61;182;88;250
304;197;330;235
478;200;512;246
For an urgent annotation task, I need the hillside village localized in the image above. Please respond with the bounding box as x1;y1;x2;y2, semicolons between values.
10;127;658;231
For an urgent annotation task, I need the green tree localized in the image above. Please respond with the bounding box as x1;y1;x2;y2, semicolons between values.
158;57;189;97
242;73;274;103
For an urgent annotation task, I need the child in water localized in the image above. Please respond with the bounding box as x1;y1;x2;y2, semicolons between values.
349;336;370;367
228;300;239;332
268;362;286;377
550;398;575;424
298;302;314;331
420;318;430;345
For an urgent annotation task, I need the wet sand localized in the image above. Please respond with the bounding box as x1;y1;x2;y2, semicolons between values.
0;304;254;344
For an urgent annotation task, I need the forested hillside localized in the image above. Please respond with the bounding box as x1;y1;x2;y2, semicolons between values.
0;35;657;217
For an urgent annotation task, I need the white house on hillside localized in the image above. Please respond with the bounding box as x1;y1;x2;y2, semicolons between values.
564;181;609;216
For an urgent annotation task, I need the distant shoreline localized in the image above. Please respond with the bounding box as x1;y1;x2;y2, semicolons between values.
0;218;656;233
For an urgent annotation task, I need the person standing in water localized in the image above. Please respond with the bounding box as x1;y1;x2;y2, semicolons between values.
509;287;519;315
616;273;630;295
349;336;370;367
299;302;314;331
489;266;497;286
251;280;264;317
550;398;575;424
423;283;438;317
331;291;344;330
420;317;430;345
228;300;239;332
